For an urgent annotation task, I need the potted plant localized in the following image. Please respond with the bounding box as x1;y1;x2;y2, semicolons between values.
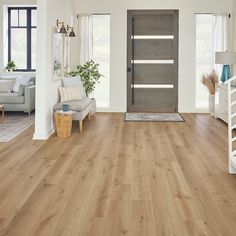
69;60;103;96
5;61;17;72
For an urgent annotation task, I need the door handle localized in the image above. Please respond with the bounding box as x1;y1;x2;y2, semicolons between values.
127;67;132;72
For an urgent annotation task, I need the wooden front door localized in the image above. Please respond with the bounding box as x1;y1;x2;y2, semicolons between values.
127;10;179;112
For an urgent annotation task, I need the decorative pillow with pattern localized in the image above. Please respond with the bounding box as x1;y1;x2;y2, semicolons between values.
59;86;82;103
0;80;15;93
62;76;86;97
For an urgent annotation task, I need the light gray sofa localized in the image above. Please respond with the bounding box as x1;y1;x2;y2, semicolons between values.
0;76;35;115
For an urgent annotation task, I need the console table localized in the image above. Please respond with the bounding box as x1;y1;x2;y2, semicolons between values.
215;84;236;123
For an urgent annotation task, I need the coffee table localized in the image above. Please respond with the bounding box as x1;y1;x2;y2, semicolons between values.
0;105;4;123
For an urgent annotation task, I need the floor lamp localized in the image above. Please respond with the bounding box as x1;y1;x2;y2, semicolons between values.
215;52;236;83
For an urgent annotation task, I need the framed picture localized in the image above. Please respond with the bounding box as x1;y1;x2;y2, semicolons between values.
64;37;71;76
52;27;72;80
52;31;64;80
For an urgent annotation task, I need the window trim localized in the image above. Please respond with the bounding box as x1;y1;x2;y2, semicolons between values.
8;7;37;72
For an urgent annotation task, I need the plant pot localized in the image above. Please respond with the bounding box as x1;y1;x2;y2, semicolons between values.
88;91;95;98
209;94;215;116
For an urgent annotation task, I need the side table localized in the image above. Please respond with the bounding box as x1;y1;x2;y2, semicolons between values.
54;110;75;138
0;105;4;123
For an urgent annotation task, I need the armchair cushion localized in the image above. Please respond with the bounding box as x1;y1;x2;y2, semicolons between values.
54;97;91;112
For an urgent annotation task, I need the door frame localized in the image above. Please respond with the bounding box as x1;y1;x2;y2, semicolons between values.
126;10;179;113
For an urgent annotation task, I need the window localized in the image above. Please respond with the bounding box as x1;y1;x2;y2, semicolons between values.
196;14;228;109
92;14;110;108
8;7;37;71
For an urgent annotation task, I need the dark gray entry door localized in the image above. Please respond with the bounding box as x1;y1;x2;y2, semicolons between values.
127;10;179;112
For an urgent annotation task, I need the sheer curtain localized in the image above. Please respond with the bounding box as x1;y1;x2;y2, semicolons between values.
213;14;229;108
195;14;229;109
77;14;93;65
213;14;229;75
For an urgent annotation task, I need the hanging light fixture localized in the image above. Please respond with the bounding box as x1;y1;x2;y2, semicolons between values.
67;25;76;37
56;20;76;37
56;19;67;34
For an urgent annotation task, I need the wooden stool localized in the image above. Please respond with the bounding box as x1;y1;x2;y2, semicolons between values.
54;111;73;138
0;105;4;123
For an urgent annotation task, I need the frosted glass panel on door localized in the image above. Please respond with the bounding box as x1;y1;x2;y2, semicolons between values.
132;60;174;64
132;35;174;39
11;28;27;69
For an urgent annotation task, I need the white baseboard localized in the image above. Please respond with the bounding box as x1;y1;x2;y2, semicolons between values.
97;108;210;114
33;127;55;140
96;107;126;113
179;108;209;113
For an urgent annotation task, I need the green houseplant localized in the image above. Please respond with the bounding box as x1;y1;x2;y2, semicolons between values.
5;61;17;72
69;60;103;96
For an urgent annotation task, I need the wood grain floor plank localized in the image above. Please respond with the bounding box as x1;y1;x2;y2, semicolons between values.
0;114;236;236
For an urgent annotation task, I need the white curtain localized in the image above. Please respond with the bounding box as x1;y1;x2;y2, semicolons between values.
77;14;93;65
213;14;229;75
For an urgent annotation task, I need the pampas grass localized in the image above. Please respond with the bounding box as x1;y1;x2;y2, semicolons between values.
201;70;219;95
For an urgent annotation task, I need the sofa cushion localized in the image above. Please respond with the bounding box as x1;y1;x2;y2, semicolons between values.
0;80;15;93
54;97;91;112
0;93;24;104
62;76;86;97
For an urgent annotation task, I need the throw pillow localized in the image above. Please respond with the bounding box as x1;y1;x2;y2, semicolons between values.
12;76;31;93
0;80;15;93
29;77;36;85
17;82;34;96
59;86;82;103
62;76;86;97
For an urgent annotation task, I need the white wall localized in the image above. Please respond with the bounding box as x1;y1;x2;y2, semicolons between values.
33;0;75;139
0;0;36;76
234;1;236;52
75;0;234;113
233;1;236;74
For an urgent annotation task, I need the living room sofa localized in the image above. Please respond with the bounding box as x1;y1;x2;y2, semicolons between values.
0;76;35;115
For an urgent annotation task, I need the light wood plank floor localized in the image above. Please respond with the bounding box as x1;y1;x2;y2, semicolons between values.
0;113;236;236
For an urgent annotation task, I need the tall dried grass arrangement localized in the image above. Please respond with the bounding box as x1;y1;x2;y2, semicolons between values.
201;70;219;95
